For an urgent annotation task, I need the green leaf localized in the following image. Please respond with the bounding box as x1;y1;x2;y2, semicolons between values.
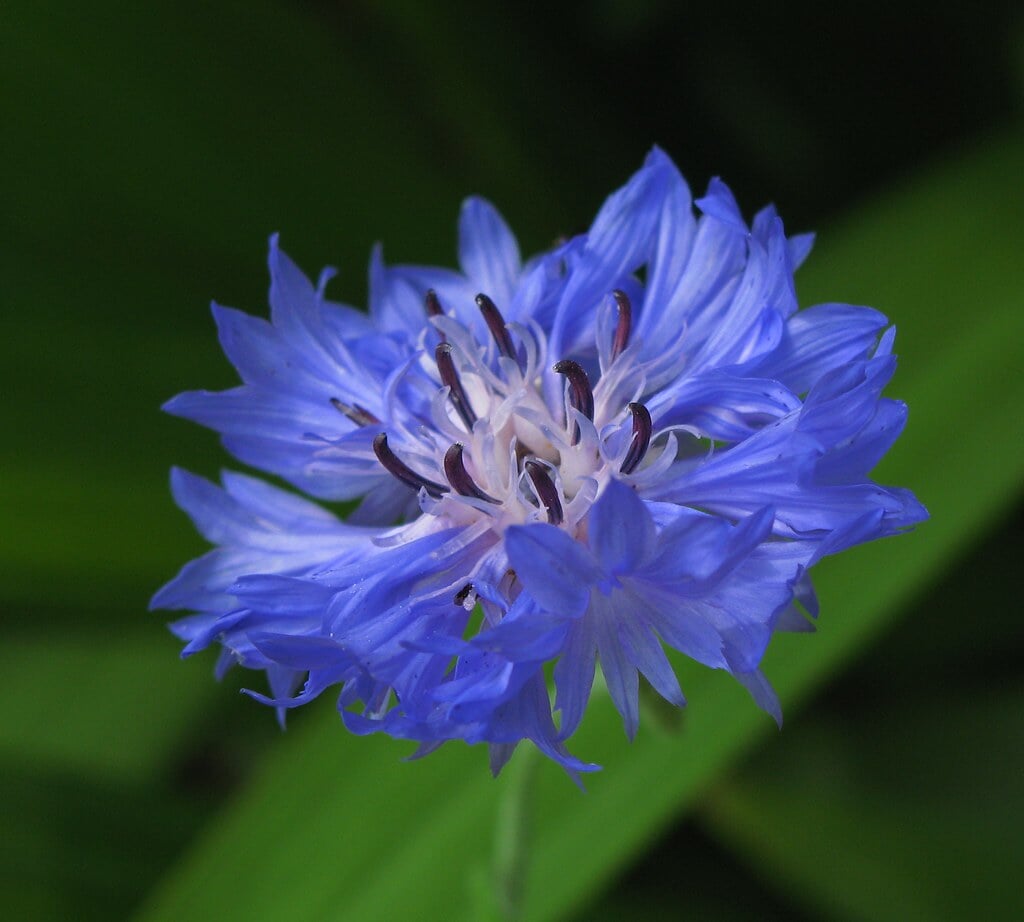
695;510;1024;921
703;685;1024;921
0;761;207;921
137;126;1024;921
0;629;226;783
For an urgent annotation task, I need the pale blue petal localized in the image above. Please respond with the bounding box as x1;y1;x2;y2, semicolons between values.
642;505;775;590
811;398;908;484
593;594;640;739
625;582;727;670
695;177;747;232
648;371;801;441
787;232;815;269
615;609;686;708
251;632;352;670
553;618;598;740
757;303;889;395
458;196;521;305
733;668;783;726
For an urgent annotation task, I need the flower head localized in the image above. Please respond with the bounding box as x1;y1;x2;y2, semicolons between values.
153;149;926;777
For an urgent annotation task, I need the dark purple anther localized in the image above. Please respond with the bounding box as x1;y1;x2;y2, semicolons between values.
444;443;499;504
435;343;477;430
425;289;444;318
454;583;475;606
620;402;653;475
475;293;517;361
525;459;563;525
611;289;632;361
372;432;449;498
330;398;380;427
553;359;594;444
426;290;447;343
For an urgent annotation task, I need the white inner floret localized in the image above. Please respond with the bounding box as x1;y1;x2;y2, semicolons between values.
367;289;668;539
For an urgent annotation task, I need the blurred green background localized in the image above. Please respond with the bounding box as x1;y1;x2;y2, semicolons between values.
4;2;1023;919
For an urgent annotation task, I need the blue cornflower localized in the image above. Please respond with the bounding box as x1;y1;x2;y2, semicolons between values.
153;149;926;777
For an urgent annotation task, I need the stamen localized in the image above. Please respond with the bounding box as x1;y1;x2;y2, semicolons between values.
611;289;632;360
435;343;477;430
330;398;379;427
553;359;594;444
475;293;517;360
454;582;475;606
372;433;449;498
444;443;499;504
620;402;653;474
425;289;444;318
525;459;563;525
426;290;447;343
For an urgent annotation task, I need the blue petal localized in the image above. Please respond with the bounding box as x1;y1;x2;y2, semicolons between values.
695;549;803;672
212;303;309;391
367;244;427;338
686;231;785;373
458;197;521;305
250;632;352;670
552;617;597;740
648;371;801;441
651;398;922;538
641;195;748;355
438;654;517;712
168;609;245;655
642;505;775;590
485;671;599;782
587;478;656;575
634;160;696;342
152;548;262;612
168;466;250;545
586;148;675;278
549;147;674;358
472;607;570;661
799;354;897;447
774;603;816;632
369;245;479;336
164;388;384;501
615;607;686;709
624;583;727;670
220;469;342;527
228;574;334;616
152;469;368;617
504;524;601;618
695;177;748;232
347;479;419;526
807;509;886;565
592;593;640;739
811;398;908;485
754;213;800;318
265;664;304;728
167;467;364;550
794;572;819;618
267;233;318;333
733;668;783;727
787;232;815;269
756;303;889;395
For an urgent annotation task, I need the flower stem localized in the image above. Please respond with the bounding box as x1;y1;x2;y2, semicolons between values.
493;744;539;920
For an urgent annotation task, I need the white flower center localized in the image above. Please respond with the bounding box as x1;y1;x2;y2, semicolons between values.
369;290;661;540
